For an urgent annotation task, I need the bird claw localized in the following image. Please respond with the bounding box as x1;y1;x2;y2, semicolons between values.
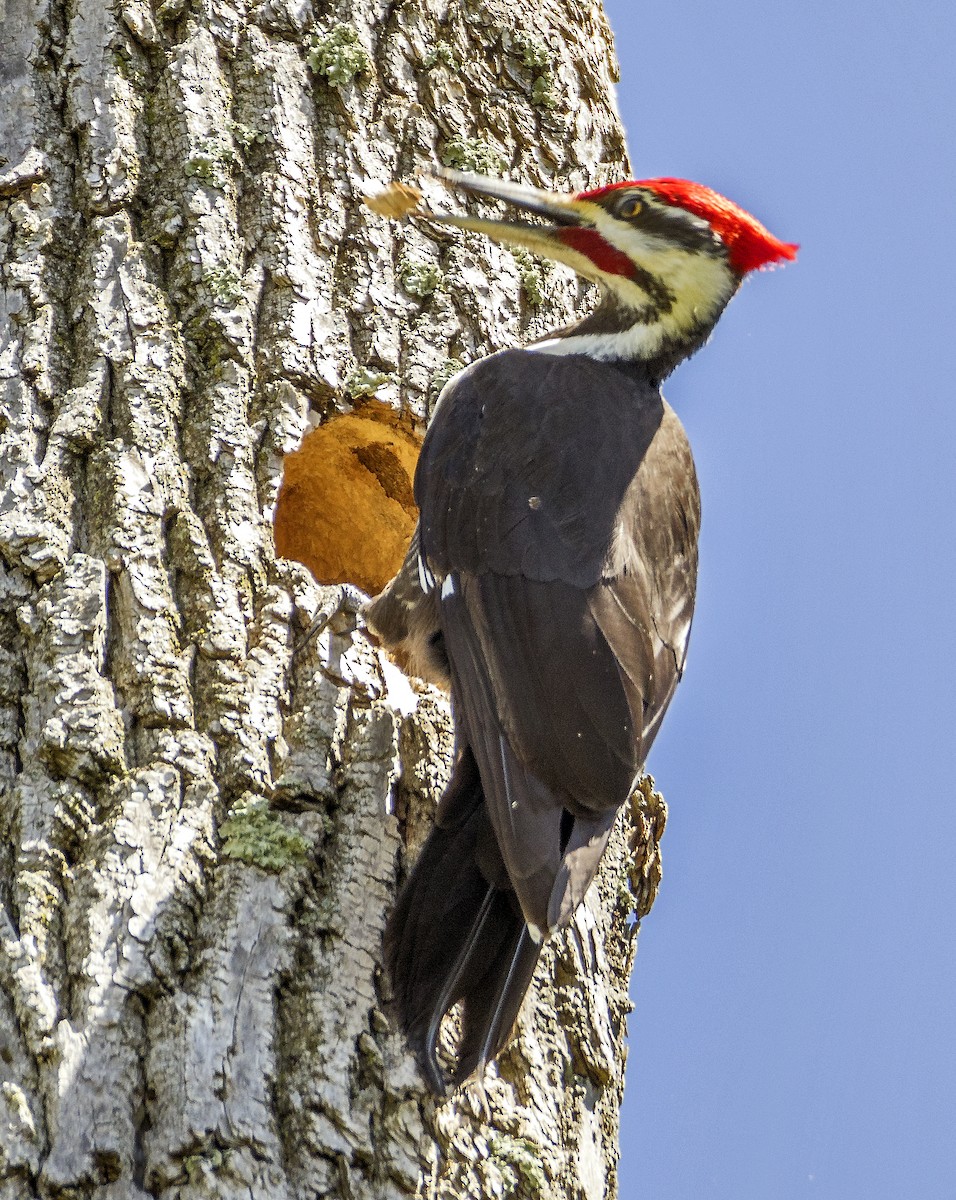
462;1072;492;1123
294;583;368;659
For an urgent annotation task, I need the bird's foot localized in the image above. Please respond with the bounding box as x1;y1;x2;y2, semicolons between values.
294;583;368;659
462;1072;492;1123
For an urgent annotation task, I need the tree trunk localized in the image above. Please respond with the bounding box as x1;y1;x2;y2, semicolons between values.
0;0;666;1196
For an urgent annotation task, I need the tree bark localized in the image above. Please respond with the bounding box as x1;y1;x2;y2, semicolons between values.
0;0;665;1196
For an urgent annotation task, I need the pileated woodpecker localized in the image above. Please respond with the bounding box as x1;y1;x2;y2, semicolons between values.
366;169;796;1094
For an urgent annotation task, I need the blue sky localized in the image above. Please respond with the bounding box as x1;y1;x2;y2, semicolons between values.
599;1;956;1197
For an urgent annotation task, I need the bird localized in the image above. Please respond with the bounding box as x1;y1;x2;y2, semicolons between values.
365;167;796;1094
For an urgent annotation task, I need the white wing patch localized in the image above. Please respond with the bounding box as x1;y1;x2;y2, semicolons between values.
417;553;436;594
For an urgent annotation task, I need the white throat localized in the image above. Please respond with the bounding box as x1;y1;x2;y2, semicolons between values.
528;210;738;363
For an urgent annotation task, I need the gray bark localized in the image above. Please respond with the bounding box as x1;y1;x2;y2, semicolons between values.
0;0;665;1196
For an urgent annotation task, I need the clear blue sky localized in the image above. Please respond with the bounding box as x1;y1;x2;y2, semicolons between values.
599;1;956;1197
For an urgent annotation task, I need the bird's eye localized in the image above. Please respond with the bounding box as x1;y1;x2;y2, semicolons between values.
617;196;643;219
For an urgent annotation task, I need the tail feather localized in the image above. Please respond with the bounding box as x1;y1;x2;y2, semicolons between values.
463;923;539;1088
384;747;542;1093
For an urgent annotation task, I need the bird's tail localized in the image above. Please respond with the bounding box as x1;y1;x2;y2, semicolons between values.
384;746;542;1094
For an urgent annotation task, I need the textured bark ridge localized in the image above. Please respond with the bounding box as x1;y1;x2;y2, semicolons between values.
0;0;665;1196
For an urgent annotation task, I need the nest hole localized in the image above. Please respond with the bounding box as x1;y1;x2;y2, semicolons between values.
274;399;423;596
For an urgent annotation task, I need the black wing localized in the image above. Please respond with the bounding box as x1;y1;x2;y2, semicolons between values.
416;349;700;932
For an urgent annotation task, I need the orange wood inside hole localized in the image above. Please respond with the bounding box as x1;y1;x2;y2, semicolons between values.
274;400;422;597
